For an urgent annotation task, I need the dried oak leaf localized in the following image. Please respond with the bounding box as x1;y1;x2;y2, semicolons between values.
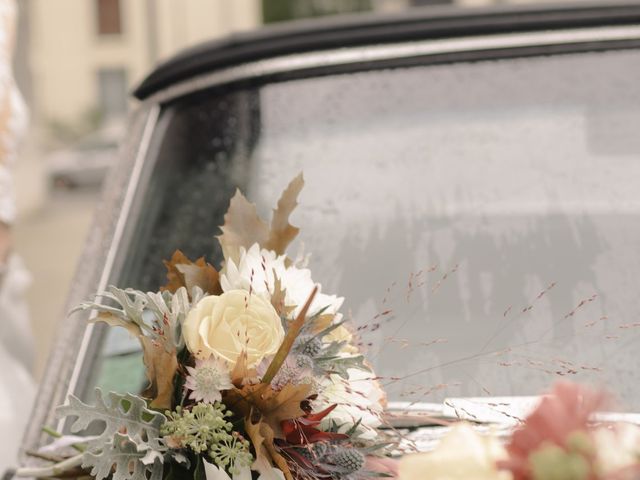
141;336;178;410
91;312;142;339
217;174;305;264
90;312;177;410
271;275;295;318
217;190;270;264
230;350;263;388
161;250;220;295
245;415;294;480
264;173;304;255
224;383;312;438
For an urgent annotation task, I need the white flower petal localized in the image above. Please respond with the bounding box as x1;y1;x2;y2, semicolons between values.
234;466;252;480
141;449;164;466
398;423;511;480
252;457;286;480
594;423;640;474
203;459;232;480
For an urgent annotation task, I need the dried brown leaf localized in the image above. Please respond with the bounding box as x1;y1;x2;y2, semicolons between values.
245;414;267;461
176;259;220;294
141;337;178;409
217;189;270;264
261;422;293;480
231;350;250;388
91;312;143;339
264;173;304;254
261;383;313;434
161;250;221;294
225;383;312;438
161;250;191;293
91;311;177;409
271;274;294;317
245;416;294;480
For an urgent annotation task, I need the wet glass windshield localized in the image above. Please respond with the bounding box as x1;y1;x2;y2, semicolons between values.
92;47;640;409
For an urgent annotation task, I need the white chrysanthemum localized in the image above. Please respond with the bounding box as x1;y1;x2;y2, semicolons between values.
220;243;344;317
220;244;286;299
314;368;384;440
184;357;233;403
278;263;344;317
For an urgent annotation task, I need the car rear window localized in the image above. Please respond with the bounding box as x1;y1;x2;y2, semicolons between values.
91;47;640;409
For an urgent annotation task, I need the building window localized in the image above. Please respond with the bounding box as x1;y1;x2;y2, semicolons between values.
96;0;122;35
97;68;128;118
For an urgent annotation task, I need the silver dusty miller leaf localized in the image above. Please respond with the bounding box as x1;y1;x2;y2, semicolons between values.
82;433;163;480
71;285;203;351
57;388;166;450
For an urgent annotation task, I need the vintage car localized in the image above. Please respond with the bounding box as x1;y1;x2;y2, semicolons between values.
14;0;640;472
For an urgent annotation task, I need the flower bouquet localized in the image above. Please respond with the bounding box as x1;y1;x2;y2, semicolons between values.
18;174;394;480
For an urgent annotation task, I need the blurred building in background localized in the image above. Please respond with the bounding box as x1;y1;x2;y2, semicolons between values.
13;0;261;377
26;0;260;142
23;0;481;142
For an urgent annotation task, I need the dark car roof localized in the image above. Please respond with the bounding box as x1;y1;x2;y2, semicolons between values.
134;1;640;100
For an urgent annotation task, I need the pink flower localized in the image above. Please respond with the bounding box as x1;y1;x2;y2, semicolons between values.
365;456;399;478
501;381;607;480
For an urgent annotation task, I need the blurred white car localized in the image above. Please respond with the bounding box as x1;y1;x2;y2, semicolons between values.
46;122;123;188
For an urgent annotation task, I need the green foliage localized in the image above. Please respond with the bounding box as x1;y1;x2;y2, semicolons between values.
161;403;233;454
315;350;368;379
262;0;373;24
161;403;253;475
297;312;370;378
530;443;592;480
208;432;253;476
82;433;163;480
57;388;166;450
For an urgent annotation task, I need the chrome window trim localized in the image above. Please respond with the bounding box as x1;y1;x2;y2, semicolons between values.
145;24;640;105
61;105;161;415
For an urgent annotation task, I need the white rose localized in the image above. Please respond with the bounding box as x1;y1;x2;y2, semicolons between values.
183;290;285;367
399;423;512;480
